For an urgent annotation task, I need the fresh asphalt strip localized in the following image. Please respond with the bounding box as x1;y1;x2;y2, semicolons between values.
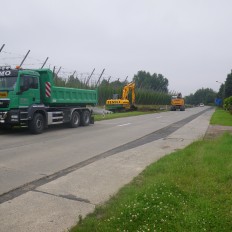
0;108;211;204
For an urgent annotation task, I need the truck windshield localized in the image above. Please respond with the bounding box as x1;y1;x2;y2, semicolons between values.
0;76;18;90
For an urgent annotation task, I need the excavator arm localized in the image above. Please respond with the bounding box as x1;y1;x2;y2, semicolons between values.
122;82;135;104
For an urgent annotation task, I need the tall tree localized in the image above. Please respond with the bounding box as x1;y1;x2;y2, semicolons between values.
185;88;217;105
133;71;169;92
224;73;232;98
99;79;109;87
66;75;81;88
217;83;225;99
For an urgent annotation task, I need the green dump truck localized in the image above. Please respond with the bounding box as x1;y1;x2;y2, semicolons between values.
0;66;98;134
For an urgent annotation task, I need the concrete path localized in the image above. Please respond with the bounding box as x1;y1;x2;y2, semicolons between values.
204;124;232;139
0;108;214;232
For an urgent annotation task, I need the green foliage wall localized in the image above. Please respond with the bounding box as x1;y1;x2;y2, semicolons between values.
133;71;169;93
185;88;217;105
97;86;171;105
52;70;171;106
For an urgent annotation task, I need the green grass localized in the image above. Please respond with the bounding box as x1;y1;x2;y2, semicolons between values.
70;134;232;232
210;108;232;126
94;110;158;121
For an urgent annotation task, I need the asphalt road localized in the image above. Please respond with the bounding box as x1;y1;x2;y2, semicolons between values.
0;106;214;232
0;107;210;197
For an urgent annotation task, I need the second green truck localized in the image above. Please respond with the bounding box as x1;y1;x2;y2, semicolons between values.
0;66;97;134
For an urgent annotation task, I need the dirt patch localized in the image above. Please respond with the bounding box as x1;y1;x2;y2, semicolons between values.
204;125;232;140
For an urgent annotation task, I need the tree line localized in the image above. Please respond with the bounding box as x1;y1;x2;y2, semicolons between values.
217;72;232;99
185;71;232;106
185;88;217;105
54;69;232;107
54;70;171;105
217;71;232;111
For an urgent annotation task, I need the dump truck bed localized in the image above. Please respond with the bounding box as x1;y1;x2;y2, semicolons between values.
50;86;97;106
36;69;98;106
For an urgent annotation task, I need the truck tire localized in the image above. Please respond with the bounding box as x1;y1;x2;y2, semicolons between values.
170;106;176;111
81;110;90;126
69;111;80;128
29;113;45;134
180;106;185;111
0;124;12;130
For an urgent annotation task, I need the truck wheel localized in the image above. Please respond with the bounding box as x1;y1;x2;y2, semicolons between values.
69;111;80;128
29;113;45;134
0;124;12;130
81;110;90;126
170;106;176;111
180;106;185;111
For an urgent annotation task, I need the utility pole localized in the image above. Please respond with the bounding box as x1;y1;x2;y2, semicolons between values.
52;66;56;84
56;66;61;76
107;76;111;83
86;68;95;86
72;71;76;77
0;44;5;54
96;68;105;86
19;50;30;68
41;57;49;69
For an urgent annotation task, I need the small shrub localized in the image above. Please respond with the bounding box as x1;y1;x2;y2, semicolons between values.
223;96;232;114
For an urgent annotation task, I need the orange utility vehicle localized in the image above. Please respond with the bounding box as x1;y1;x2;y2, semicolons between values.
170;93;185;111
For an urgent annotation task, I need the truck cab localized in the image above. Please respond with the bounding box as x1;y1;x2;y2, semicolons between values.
0;66;41;126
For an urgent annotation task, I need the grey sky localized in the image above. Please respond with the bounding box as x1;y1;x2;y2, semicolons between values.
1;0;231;96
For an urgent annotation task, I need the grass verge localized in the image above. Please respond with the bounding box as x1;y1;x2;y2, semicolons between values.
70;133;232;232
210;108;232;126
94;110;159;121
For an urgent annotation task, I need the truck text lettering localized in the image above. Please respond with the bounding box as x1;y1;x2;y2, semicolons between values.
0;71;11;76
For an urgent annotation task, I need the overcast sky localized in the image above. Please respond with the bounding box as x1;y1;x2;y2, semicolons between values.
1;0;232;96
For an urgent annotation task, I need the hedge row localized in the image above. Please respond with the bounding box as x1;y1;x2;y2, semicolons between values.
97;86;171;106
55;77;171;106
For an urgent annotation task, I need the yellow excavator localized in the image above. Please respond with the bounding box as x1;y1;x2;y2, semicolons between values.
106;82;137;112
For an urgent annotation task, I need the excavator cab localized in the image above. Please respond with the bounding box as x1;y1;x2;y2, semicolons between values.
112;94;119;99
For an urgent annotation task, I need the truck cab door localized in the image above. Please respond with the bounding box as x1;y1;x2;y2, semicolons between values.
18;75;40;107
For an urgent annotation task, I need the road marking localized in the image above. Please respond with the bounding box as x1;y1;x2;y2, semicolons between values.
99;122;118;125
118;123;131;127
156;116;162;119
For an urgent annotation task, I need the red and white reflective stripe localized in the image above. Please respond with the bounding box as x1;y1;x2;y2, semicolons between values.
45;82;51;97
